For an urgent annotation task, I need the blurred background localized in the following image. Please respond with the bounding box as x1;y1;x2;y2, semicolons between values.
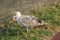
0;0;60;40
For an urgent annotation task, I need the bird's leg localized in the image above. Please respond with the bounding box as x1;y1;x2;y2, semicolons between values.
27;27;28;33
25;27;29;39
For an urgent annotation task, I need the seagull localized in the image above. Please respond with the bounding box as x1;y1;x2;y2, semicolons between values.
13;11;45;33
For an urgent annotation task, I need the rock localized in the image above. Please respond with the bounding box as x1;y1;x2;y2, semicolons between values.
51;32;60;40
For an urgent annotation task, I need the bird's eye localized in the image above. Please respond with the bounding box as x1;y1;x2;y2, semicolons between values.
14;14;16;15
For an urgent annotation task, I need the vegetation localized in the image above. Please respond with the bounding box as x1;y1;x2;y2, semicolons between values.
0;0;60;40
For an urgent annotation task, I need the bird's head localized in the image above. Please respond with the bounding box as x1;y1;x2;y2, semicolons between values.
12;11;21;21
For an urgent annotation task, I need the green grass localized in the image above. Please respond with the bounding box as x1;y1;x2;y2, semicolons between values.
0;2;60;40
31;5;60;26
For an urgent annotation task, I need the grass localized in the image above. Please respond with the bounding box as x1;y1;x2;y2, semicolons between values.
31;5;60;27
0;1;60;40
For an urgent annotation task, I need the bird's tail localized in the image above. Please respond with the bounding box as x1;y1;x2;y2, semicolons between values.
37;20;45;27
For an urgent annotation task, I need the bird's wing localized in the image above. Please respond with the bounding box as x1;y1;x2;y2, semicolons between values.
18;15;41;27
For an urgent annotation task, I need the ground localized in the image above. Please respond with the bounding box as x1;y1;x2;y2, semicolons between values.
0;0;60;40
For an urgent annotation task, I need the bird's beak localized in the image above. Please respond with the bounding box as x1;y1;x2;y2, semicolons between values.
12;16;16;22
